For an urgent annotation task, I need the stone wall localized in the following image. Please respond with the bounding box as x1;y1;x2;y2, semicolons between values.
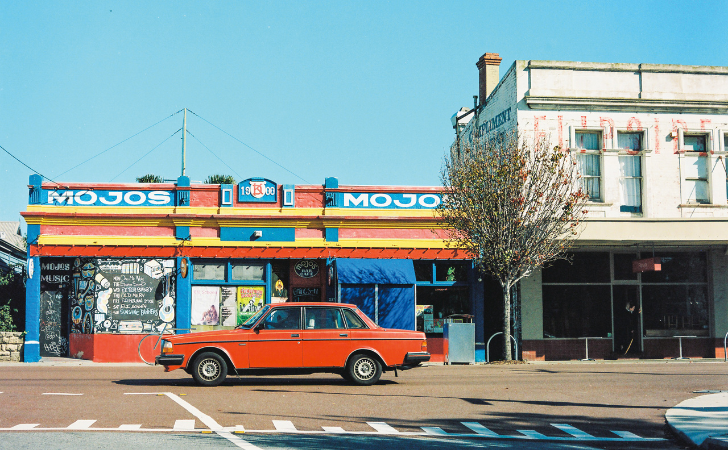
0;332;23;362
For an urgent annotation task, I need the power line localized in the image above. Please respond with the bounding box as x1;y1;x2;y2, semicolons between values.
110;128;182;182
186;130;244;182
56;109;183;178
187;109;311;184
0;143;58;185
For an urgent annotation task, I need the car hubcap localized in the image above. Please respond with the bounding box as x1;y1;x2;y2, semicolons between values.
200;359;220;381
354;358;375;380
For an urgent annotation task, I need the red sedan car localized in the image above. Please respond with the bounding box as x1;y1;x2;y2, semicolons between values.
156;302;430;386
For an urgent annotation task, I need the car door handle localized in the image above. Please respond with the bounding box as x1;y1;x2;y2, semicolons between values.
291;334;300;338
339;333;348;337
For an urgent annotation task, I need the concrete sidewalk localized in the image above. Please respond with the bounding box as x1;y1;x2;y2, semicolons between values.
666;392;728;449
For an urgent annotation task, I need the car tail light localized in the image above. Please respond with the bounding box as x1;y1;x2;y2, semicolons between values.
421;340;427;352
162;340;174;353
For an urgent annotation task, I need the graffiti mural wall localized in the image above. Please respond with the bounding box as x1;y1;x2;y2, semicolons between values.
69;258;176;334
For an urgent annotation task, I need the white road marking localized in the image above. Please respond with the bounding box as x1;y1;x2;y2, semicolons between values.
367;422;399;434
67;420;96;430
10;424;38;430
173;419;196;431
422;427;449;436
322;426;346;433
518;430;548;439
612;430;645;439
163;392;263;450
551;424;595;439
462;422;500;437
118;424;142;430
272;420;297;432
42;393;82;396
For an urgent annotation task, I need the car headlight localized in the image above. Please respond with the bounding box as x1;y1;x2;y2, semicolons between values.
162;340;174;353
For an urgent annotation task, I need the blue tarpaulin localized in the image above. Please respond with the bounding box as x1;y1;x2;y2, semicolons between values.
336;259;416;285
337;259;415;330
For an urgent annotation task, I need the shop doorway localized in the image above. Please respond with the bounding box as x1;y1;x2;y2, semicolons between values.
612;285;641;355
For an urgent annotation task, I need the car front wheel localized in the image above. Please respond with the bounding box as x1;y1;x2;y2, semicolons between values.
191;352;228;387
347;354;382;386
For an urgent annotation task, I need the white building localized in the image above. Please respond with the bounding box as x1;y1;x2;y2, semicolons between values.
454;53;728;360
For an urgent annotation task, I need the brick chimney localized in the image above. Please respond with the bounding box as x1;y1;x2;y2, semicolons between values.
476;52;502;106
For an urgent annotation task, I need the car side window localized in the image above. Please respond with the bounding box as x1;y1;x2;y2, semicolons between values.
262;307;301;330
305;307;345;329
342;309;368;329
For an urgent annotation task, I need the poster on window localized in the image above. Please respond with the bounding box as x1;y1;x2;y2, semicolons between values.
220;287;238;327
237;286;265;324
191;286;220;326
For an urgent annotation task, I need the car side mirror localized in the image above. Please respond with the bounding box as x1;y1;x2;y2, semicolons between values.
255;322;265;332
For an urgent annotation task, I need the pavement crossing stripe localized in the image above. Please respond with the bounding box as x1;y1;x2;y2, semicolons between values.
67;420;96;430
367;422;399;434
273;420;297;432
518;430;549;439
612;430;644;439
10;424;38;430
173;420;196;431
551;424;595;439
163;393;263;450
118;425;142;430
422;427;449;436
461;422;499;437
322;427;346;433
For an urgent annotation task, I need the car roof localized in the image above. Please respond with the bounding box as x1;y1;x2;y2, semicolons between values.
270;302;357;308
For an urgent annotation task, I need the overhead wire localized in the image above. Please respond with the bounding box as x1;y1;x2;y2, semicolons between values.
109;128;182;182
56;109;183;178
0;143;58;185
187;109;311;184
186;130;244;182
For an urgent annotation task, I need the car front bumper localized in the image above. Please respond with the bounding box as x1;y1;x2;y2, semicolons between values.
155;354;185;366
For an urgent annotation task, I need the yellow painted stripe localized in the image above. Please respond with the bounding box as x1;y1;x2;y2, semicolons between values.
37;235;453;249
26;205;438;218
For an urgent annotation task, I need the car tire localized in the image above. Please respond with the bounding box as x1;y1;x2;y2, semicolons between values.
346;354;382;386
191;352;228;387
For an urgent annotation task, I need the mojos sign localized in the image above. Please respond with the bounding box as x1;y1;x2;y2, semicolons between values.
341;193;441;209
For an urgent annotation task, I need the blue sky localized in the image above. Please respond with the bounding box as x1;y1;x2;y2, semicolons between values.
1;1;726;230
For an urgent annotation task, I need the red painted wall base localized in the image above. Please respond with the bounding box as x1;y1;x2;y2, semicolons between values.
69;334;159;363
522;337;714;361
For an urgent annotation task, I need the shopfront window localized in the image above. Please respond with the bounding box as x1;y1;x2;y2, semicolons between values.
542;285;611;338
190;259;268;332
416;286;469;334
232;263;264;281
193;263;225;280
542;251;710;341
641;252;709;336
436;263;468;282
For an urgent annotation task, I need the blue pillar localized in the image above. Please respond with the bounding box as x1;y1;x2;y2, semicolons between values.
470;264;485;362
176;257;191;334
24;255;41;362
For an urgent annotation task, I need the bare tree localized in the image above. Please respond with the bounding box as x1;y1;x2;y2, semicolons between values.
438;130;589;360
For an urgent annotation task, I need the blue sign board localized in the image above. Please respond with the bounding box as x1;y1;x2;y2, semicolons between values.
340;192;442;209
42;190;174;207
238;178;277;203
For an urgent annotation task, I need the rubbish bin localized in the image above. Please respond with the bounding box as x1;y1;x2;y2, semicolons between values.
444;322;475;364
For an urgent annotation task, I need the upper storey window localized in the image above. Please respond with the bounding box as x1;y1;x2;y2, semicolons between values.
574;131;601;202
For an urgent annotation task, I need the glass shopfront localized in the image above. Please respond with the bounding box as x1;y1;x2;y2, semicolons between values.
414;261;471;335
542;251;711;351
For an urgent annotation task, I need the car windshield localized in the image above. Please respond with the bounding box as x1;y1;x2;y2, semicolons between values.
239;305;270;329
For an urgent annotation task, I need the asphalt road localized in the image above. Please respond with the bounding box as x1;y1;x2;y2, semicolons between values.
0;360;725;449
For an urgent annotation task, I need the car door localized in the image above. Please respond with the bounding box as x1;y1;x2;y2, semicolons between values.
248;306;303;368
302;307;352;368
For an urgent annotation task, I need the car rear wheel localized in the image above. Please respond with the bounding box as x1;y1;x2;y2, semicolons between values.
191;352;228;387
346;354;382;386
